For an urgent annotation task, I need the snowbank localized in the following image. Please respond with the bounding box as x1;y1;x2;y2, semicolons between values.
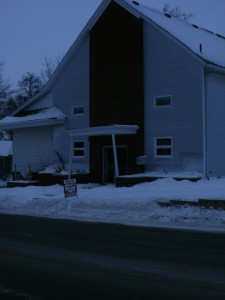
1;178;225;232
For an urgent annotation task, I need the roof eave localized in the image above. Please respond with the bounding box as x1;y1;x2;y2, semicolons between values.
0;118;65;130
205;62;225;75
11;90;50;116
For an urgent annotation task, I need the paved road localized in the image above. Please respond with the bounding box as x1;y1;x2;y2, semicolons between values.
0;214;225;299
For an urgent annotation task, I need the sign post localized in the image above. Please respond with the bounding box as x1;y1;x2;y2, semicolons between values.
63;178;78;198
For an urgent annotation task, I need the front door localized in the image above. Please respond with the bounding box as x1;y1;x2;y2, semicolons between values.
103;146;127;184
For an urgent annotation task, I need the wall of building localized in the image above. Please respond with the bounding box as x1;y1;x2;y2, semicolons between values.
89;1;144;182
206;72;225;176
51;36;90;173
13;126;55;173
12;2;211;180
144;21;204;173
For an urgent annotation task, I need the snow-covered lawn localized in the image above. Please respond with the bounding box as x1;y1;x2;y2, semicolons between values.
1;177;225;232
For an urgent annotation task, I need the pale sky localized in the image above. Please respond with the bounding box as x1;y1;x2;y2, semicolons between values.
1;0;225;87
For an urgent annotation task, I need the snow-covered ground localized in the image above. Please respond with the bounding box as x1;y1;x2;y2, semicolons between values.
1;177;225;232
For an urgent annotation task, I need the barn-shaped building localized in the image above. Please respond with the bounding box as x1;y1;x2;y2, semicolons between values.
0;0;225;183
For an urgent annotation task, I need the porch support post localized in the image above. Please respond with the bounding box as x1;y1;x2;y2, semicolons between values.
68;137;74;180
112;134;119;178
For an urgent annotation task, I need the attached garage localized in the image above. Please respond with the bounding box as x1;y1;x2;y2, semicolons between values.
0;107;66;174
13;126;54;173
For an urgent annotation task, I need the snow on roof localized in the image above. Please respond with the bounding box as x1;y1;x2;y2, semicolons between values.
0;141;12;156
0;107;66;130
124;0;225;68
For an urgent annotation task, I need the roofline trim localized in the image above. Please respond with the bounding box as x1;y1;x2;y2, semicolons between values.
67;124;139;137
205;63;225;75
0;118;65;130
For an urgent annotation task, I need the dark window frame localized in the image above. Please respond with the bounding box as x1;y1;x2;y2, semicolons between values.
154;95;172;107
72;106;85;115
154;137;172;158
73;141;85;158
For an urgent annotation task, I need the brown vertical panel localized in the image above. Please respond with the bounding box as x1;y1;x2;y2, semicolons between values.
90;2;144;182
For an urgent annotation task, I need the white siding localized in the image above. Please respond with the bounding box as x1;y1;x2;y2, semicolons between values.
25;92;53;111
52;35;90;172
13;126;55;172
206;73;225;176
13;36;90;175
53;36;90;130
143;21;203;173
53;127;90;173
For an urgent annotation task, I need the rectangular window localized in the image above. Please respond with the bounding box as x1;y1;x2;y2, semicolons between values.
154;95;172;107
73;141;85;157
155;137;172;157
72;106;84;115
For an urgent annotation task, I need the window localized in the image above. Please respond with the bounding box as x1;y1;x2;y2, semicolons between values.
73;141;85;157
154;95;172;107
72;106;84;115
155;137;172;157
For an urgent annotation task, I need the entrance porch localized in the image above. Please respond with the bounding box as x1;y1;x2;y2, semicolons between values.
67;124;139;183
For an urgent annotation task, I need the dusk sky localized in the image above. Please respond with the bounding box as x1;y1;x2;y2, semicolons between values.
1;0;225;88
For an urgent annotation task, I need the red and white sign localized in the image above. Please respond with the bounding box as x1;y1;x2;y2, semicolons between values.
64;179;77;198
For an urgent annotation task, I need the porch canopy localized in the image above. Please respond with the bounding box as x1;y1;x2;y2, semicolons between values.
67;124;139;179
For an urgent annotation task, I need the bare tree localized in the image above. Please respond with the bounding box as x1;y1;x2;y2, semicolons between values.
0;130;11;141
163;4;193;22
0;54;63;116
17;72;43;101
0;62;13;116
40;54;62;86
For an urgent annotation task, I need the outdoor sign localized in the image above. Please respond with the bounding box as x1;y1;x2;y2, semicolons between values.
64;179;77;198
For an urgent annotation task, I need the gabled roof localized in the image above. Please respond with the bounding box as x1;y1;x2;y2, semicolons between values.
12;0;225;115
124;0;225;68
